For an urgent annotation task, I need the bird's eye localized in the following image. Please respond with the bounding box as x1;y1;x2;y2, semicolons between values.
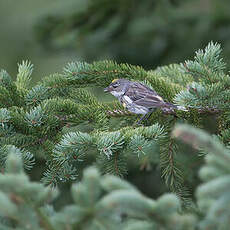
113;83;119;88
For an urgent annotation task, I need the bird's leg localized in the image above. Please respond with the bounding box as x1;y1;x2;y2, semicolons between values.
136;114;148;125
143;109;154;121
136;109;155;125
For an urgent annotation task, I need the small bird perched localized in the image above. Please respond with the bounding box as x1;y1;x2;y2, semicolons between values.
104;79;183;124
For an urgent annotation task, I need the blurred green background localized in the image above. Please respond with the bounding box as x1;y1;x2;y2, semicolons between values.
0;0;79;81
1;0;230;82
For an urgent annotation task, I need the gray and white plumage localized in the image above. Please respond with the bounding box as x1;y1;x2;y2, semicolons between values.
104;79;183;122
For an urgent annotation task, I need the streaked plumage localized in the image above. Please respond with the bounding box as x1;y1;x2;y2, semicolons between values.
104;79;178;123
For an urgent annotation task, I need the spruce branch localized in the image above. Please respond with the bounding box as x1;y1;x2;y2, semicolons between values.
6;142;230;229
96;151;128;177
26;85;49;106
173;124;230;229
41;123;166;186
0;152;57;230
155;64;193;86
96;131;125;159
0;70;22;106
160;135;187;199
16;60;33;92
172;124;227;157
0;42;230;210
0;145;34;172
0;108;11;123
181;41;226;81
25;105;46;127
0;86;13;107
174;42;230;114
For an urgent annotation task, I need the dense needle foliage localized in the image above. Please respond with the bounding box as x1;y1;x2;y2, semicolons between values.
0;42;230;229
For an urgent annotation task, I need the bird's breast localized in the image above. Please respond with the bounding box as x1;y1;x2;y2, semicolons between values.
121;96;148;114
123;95;133;103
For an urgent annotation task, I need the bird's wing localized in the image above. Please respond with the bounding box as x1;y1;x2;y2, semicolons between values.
125;82;165;108
134;94;166;108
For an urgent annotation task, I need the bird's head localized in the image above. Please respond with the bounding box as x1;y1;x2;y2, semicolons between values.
104;79;130;98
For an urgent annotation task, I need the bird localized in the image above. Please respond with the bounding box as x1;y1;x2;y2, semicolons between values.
104;79;183;124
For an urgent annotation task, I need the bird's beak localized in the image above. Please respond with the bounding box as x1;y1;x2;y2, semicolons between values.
104;87;109;92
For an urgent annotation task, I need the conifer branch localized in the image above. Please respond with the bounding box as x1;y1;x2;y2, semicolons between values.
1;124;230;229
0;42;229;210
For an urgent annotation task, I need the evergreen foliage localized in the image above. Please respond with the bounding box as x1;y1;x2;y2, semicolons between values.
1;124;230;229
0;42;229;204
2;0;230;227
173;124;230;230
